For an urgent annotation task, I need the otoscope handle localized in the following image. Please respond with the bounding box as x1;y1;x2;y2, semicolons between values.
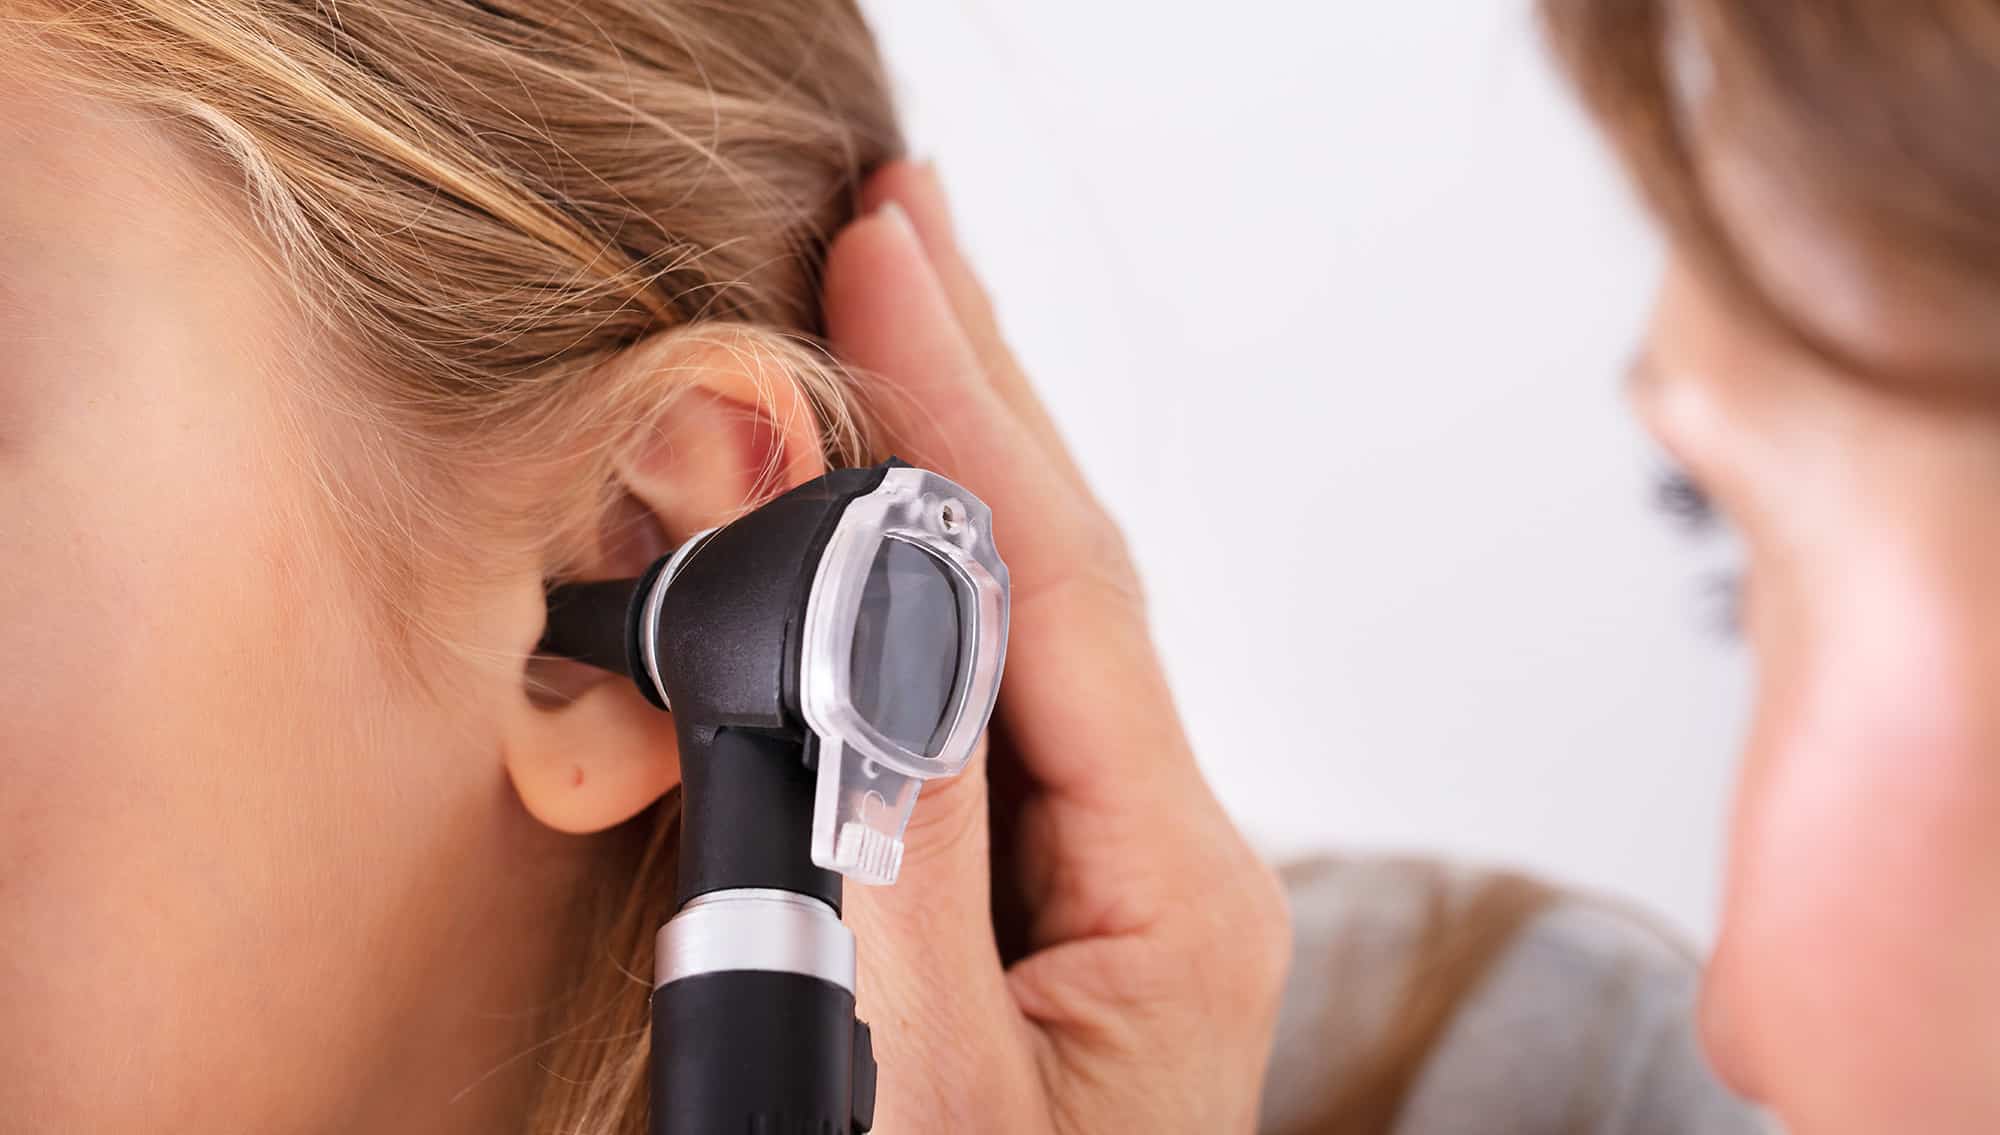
651;967;875;1135
675;726;840;911
652;726;875;1133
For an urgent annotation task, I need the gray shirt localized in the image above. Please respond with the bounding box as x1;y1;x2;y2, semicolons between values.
1258;855;1778;1135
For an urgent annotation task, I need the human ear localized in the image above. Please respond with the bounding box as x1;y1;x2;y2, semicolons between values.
501;332;830;834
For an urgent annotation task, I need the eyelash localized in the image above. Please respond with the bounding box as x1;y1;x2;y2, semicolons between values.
1653;468;1745;638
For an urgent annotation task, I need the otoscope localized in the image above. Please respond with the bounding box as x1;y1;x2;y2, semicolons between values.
535;458;1010;1135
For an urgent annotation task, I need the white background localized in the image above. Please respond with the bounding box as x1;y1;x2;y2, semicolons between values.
860;0;1753;943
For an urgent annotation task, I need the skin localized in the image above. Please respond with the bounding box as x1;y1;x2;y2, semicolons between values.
2;61;1289;1135
0;66;606;1135
827;170;1291;1133
27;12;1994;1131
1637;141;2000;1131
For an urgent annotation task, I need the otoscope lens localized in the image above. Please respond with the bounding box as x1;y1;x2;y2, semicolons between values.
849;537;967;757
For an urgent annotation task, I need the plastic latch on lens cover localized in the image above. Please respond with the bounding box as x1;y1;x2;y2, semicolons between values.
810;737;923;886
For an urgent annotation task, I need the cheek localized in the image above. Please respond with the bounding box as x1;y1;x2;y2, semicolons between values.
0;349;453;1125
3;386;269;1097
0;105;514;1126
1707;574;2000;1133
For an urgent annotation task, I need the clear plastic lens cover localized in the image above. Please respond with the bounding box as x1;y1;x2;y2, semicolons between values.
800;467;1009;886
848;538;967;757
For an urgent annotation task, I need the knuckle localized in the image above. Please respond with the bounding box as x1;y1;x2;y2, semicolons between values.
1077;499;1139;570
1014;527;1148;622
1240;862;1295;992
1195;855;1293;1002
1086;514;1148;607
893;748;989;861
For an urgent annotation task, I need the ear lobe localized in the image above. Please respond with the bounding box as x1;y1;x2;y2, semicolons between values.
504;332;832;835
507;678;683;833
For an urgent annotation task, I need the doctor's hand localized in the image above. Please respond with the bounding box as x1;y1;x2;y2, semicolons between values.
823;160;1293;1134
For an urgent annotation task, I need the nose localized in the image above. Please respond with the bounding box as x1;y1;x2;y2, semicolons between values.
1693;955;1759;1103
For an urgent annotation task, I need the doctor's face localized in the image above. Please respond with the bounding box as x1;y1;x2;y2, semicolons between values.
1635;140;2000;1135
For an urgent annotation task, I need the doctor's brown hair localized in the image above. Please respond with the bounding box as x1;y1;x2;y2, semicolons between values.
1295;869;1561;1135
1540;0;2000;392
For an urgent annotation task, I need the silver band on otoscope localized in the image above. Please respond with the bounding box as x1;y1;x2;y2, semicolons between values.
655;888;857;992
640;526;719;713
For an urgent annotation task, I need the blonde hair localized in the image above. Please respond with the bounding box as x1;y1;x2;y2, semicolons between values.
7;0;898;672
7;0;896;1130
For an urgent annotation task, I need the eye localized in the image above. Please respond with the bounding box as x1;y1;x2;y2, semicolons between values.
1654;467;1717;530
1652;465;1746;638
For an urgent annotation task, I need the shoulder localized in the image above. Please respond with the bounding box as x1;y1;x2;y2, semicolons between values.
1258;854;1775;1135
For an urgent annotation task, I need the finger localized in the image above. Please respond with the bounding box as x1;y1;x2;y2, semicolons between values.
858;160;1091;491
819;212;1029;1080
840;737;1035;1133
823;204;1197;801
827;198;1237;969
823;202;1040;490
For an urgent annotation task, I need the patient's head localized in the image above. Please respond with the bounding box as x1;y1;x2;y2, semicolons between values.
1548;1;2000;1131
0;1;895;1129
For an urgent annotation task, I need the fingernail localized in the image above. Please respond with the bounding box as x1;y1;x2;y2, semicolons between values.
876;198;918;242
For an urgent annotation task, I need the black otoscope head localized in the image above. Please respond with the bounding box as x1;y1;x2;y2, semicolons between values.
535;457;1010;1135
536;456;1010;905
